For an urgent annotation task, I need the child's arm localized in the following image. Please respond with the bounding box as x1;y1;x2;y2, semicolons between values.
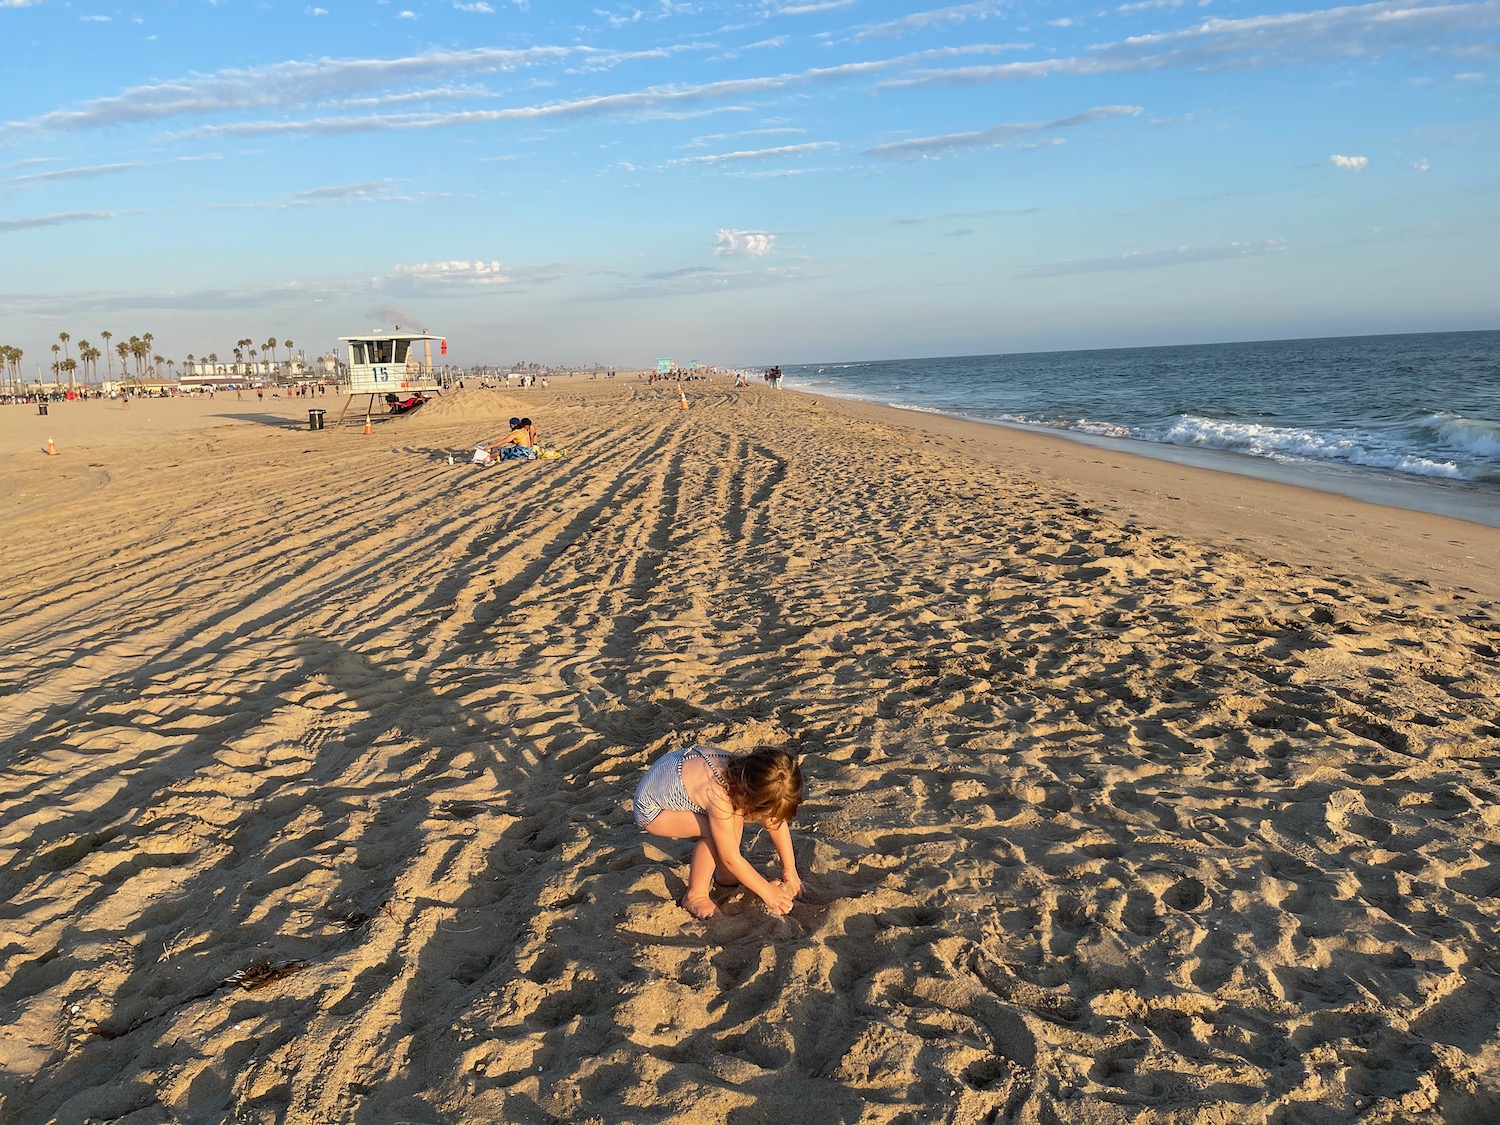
706;808;794;915
766;821;801;898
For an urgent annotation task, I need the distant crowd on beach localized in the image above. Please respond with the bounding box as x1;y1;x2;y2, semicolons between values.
1;381;344;406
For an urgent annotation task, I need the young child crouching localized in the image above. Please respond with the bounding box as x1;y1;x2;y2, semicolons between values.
634;745;803;919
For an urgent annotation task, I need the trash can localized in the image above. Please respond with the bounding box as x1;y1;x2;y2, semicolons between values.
37;402;48;416
308;409;326;431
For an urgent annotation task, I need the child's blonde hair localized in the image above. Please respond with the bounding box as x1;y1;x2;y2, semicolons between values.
724;747;803;827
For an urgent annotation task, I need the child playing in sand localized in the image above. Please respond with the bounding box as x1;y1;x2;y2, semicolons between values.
634;745;803;919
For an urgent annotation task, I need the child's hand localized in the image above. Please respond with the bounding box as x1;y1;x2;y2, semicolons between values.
781;872;803;900
761;883;795;916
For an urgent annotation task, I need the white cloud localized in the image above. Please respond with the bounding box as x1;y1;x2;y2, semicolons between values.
0;210;132;233
305;6;327;13
882;1;1500;90
3;43;1018;141
0;0;45;7
397;9;416;16
1023;238;1289;277
1329;153;1368;170
671;141;837;165
773;0;858;14
714;229;776;256
390;259;511;284
7;161;143;184
1413;158;1430;171
850;1;1007;42
455;0;494;9
865;105;1140;159
584;263;814;301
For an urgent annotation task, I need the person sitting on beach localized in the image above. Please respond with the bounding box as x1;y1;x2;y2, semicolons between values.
633;744;803;920
482;417;539;461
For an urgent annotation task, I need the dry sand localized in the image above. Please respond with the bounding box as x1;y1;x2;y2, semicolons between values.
1;380;1498;1124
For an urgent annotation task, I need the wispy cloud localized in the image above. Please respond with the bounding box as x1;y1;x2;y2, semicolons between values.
0;211;131;233
686;126;807;148
881;0;1500;89
865;105;1140;159
582;263;814;300
770;0;859;15
390;259;511;285
1021;238;1289;277
671;140;838;165
849;1;1008;42
6;161;144;184
214;180;441;209
4;42;1031;140
893;205;1041;224
2;46;573;135
5;152;221;185
714;229;776;255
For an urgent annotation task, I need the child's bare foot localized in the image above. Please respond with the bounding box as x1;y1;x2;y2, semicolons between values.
681;891;718;919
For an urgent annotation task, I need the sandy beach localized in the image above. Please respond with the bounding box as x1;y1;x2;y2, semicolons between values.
2;379;1498;1124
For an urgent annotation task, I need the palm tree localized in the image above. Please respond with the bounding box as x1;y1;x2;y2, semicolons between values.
208;352;219;375
58;332;72;387
116;341;131;384
233;347;243;376
2;345;20;391
100;330;113;381
265;338;279;376
50;343;59;385
142;333;155;376
79;343;98;386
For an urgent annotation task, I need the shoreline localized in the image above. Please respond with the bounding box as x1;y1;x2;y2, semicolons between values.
778;384;1500;603
784;382;1500;532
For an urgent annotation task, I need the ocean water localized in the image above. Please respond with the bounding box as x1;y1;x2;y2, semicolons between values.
781;330;1500;527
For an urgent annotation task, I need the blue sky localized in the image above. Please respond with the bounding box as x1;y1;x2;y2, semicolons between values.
1;0;1496;370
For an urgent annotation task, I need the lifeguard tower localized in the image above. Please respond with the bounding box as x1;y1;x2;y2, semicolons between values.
333;328;447;428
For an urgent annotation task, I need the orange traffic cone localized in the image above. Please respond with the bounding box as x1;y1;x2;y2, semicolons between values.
363;416;373;435
46;436;58;456
678;388;688;411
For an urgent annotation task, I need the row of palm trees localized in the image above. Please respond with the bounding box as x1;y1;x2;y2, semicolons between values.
2;332;299;390
184;337;296;381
